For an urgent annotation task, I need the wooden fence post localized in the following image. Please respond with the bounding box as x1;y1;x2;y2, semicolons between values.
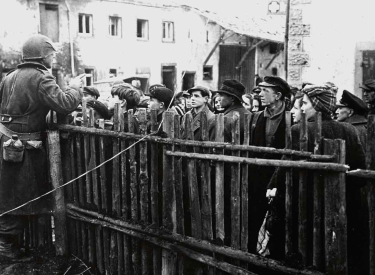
366;115;375;275
47;130;68;256
162;111;177;275
323;139;348;275
313;112;324;270
298;113;308;264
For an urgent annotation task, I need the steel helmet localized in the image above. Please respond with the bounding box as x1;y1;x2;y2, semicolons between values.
22;34;56;61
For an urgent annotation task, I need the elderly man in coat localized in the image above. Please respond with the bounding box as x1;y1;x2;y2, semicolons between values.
0;34;83;258
336;89;368;147
247;76;291;254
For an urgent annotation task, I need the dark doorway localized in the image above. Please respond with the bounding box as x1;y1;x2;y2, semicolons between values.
219;45;255;93
162;65;176;91
182;71;195;91
40;4;59;42
363;51;375;84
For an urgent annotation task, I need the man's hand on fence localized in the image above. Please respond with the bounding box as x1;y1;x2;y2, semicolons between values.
266;188;277;202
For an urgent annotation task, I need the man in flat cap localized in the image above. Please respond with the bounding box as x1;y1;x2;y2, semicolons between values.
336;90;368;147
248;76;290;256
211;79;250;143
83;86;100;100
147;84;174;133
360;79;375;115
181;86;215;141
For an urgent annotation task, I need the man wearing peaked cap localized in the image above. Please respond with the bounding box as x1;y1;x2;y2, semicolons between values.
83;86;100;100
336;90;368;147
247;76;290;258
360;79;375;114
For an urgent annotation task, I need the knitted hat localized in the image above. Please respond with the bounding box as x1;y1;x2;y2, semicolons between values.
302;84;336;115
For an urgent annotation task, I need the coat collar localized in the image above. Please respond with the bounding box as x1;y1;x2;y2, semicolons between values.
344;114;367;125
223;103;245;115
18;61;48;71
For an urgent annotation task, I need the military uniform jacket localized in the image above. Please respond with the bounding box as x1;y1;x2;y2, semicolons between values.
0;61;82;214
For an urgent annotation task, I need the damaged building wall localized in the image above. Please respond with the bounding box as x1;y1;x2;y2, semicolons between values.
287;0;375;98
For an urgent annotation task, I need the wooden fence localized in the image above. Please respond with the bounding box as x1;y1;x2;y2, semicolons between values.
41;104;375;274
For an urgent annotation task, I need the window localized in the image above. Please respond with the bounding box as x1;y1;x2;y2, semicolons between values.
162;21;174;42
109;69;117;78
84;69;94;86
203;66;213;80
269;43;278;54
109;16;121;37
137;19;149;40
79;14;93;35
39;4;59;42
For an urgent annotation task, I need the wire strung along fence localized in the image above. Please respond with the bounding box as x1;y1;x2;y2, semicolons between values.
43;101;373;275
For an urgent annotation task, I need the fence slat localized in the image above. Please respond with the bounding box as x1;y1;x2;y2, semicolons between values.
313;112;324;270
150;109;161;275
185;112;202;239
215;114;225;242
47;130;67;255
323;139;347;275
128;109;140;275
231;113;241;252
298;113;308;265
174;114;185;275
162;111;178;275
284;111;293;256
366;115;375;275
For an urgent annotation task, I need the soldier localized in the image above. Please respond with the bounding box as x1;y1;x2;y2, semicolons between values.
336;89;368;147
360;79;375;114
0;34;83;259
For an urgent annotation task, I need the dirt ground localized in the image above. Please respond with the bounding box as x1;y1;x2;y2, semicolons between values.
0;248;91;275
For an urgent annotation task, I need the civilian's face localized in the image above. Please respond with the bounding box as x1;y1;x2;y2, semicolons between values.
252;100;259;112
363;89;375;104
219;93;233;109
335;106;351;122
301;94;317;120
259;87;279;106
291;98;302;123
185;96;192;109
148;97;163;112
242;96;252;111
214;97;223;111
190;91;207;108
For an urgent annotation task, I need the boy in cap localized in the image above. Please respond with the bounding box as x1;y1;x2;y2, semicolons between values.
248;76;290;255
83;86;100;100
336;89;368;147
181;86;215;141
147;84;174;134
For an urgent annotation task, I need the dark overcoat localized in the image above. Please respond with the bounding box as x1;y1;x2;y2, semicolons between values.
247;109;287;253
181;105;215;141
344;114;367;148
0;62;82;214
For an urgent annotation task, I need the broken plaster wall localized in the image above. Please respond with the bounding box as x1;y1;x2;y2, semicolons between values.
288;0;375;98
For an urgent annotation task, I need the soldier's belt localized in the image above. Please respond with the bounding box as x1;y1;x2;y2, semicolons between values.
0;123;42;141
